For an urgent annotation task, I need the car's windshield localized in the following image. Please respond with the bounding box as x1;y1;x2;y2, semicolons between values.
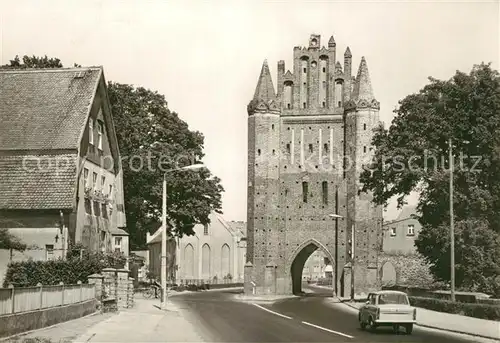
378;293;409;305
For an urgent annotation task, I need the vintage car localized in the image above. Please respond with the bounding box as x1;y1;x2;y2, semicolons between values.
358;290;416;334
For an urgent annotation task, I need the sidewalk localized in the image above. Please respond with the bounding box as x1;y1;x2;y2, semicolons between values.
73;298;207;342
340;301;500;341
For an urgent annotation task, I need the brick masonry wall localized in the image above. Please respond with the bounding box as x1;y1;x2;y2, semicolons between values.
379;252;435;288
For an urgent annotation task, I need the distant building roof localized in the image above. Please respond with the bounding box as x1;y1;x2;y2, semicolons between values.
0;67;103;210
396;206;418;221
110;228;129;236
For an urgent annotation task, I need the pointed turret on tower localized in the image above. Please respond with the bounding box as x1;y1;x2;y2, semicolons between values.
328;35;336;47
352;57;375;101
248;60;278;115
343;47;353;103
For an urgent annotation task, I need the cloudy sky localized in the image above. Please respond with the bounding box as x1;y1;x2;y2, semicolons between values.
1;0;498;221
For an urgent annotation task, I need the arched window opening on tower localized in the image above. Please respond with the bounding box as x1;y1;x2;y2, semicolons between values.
322;67;326;73
303;68;307;73
363;123;367;130
363;146;367;153
286;143;291;154
322;181;328;205
272;124;275;130
323;143;329;153
302;181;308;203
322;102;326;108
335;81;343;107
309;144;313;153
303;102;307;109
257;149;261;156
272;149;276;155
287;104;291;109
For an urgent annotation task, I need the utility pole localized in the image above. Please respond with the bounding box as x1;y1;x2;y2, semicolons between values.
350;223;355;301
449;138;455;302
161;173;168;309
334;188;339;296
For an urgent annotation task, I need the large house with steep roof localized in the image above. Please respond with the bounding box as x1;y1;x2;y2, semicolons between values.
0;67;127;271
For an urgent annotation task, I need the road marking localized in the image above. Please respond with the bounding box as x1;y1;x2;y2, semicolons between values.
301;321;354;339
252;303;292;320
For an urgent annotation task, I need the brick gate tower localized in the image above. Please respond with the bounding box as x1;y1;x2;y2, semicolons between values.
244;34;383;297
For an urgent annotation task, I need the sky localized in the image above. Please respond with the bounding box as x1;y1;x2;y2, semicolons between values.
1;0;498;222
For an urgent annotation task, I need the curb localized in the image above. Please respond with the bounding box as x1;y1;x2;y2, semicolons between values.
0;310;103;342
341;302;500;342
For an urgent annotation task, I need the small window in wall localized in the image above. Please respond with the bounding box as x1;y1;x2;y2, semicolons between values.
338;101;341;107
272;124;275;130
92;172;97;188
363;146;367;153
101;203;108;219
287;103;291;109
322;67;326;73
390;228;396;236
204;225;209;235
97;121;103;150
323;143;329;153
45;245;54;261
407;225;415;236
309;144;313;153
89;119;94;145
303;68;307;73
109;185;113;196
257;149;261;156
101;176;106;190
364;123;367;130
322;101;326;108
114;236;122;247
286;143;291;154
302;181;308;203
322;181;328;205
84;168;89;187
303;102;307;109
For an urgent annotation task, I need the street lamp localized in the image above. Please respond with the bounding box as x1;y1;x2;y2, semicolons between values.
161;163;205;310
330;213;355;300
329;213;342;297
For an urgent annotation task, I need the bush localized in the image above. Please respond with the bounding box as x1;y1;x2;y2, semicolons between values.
2;243;127;287
409;296;500;321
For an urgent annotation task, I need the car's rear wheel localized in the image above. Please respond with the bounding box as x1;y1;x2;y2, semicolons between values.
405;324;413;335
366;317;376;332
359;314;366;330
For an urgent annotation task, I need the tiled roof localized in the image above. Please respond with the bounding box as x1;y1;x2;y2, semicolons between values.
0;154;78;209
396;205;418;221
111;228;129;236
0;67;102;151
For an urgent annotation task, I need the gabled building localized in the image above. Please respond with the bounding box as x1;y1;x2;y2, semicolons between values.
0;67;127;264
382;206;421;254
146;212;246;284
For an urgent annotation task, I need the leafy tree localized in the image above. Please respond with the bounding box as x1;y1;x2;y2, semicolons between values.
0;228;27;252
1;55;224;249
360;63;500;290
108;83;224;248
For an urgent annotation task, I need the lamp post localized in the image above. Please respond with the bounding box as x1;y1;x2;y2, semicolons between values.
449;138;455;302
329;213;342;297
161;163;205;310
330;213;355;300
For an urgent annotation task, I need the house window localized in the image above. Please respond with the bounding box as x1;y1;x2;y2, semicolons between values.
101;176;106;190
302;181;308;203
45;245;54;260
114;236;122;247
89;119;94;145
407;225;415;236
204;225;209;235
322;181;328;205
93;172;97;189
390;228;396;237
97;121;103;150
101;203;108;219
84;168;89;187
93;201;101;216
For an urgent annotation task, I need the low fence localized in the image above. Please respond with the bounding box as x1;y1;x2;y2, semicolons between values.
0;282;95;316
179;278;244;285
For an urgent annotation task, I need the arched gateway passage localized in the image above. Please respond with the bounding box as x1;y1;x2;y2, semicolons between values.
289;239;335;295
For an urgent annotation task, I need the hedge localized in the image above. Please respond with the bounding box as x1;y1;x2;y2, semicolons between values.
2;245;126;287
409;296;500;321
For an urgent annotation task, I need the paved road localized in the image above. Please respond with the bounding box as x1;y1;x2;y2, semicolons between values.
173;286;490;343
